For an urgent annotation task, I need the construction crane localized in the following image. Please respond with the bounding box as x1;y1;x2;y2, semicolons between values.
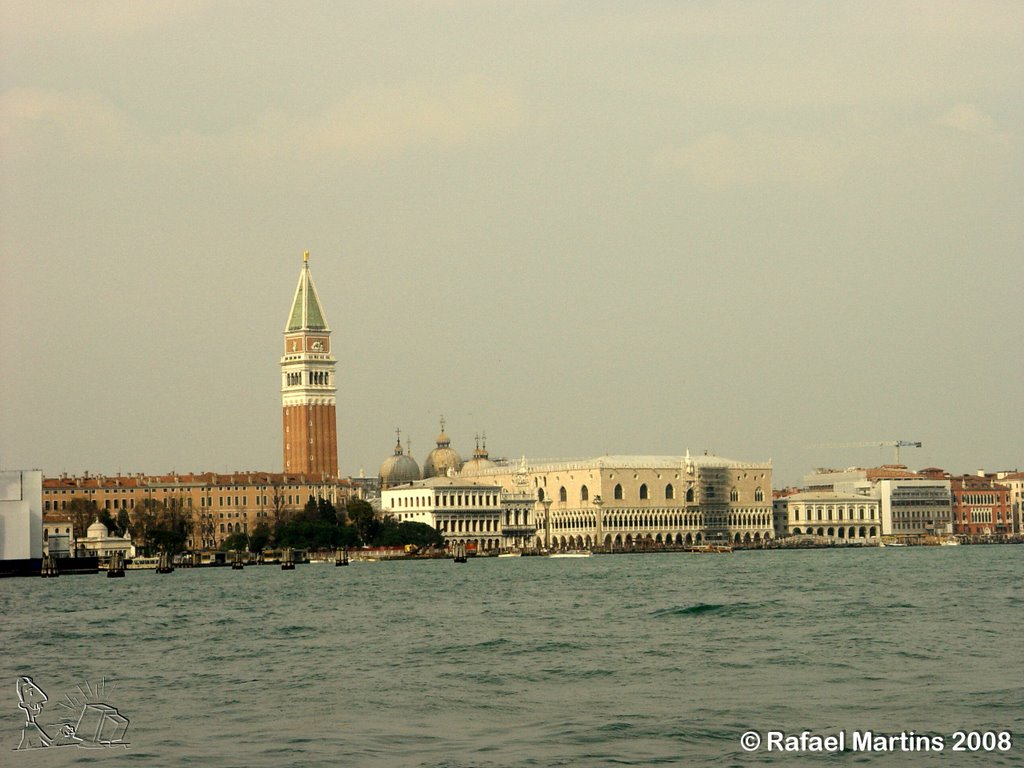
812;440;922;465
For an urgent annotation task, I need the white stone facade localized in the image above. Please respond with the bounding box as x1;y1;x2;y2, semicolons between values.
459;453;773;549
782;490;881;542
382;477;506;551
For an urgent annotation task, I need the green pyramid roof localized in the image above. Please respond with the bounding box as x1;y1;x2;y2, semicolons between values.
285;253;330;332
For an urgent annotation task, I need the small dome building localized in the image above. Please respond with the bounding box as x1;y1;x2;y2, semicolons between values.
379;432;422;489
422;419;463;479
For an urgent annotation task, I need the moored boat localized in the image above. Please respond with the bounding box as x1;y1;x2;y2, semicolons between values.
548;550;592;558
126;556;160;570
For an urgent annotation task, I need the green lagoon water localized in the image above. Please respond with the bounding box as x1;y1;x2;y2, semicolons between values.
2;546;1021;766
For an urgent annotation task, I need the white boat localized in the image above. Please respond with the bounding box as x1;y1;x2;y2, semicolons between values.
939;538;960;546
497;551;522;558
126;556;160;570
548;550;592;558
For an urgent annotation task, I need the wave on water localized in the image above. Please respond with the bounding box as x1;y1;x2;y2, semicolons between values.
649;602;748;617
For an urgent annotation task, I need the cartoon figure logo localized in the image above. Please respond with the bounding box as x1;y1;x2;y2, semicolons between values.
14;677;129;751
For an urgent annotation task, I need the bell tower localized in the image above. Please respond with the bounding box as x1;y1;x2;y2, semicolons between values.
281;251;338;478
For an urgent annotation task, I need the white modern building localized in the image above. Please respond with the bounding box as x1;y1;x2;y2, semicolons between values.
877;479;953;536
0;470;43;575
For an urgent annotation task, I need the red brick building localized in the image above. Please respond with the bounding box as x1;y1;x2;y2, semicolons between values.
949;474;1011;536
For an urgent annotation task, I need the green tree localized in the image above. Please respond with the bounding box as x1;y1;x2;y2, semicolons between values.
337;523;360;548
302;495;319;521
131;497;191;555
220;532;249;551
269;484;291;541
317;497;338;526
97;509;117;536
346;498;379;545
249;523;272;553
374;521;445;548
115;508;131;537
131;498;161;553
66;497;100;542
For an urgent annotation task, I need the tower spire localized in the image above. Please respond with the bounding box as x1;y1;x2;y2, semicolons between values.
281;253;338;478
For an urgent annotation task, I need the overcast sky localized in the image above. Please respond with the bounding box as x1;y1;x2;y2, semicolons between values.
1;1;1021;487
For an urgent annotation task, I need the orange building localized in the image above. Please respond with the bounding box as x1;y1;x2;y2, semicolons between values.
281;251;339;478
42;472;348;550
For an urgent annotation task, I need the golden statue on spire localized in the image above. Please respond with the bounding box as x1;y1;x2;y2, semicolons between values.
303;250;309;263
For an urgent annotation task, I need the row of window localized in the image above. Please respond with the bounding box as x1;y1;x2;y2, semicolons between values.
200;510;270;520
791;506;877;522
390;493;500;509
285;371;331;386
45;493;321;512
47;483;320;494
961;510;999;523
959;493;1004;505
791;526;878;538
893;509;949;519
437;518;500;533
545;483;766;504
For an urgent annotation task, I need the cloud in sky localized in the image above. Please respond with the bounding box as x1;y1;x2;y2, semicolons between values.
1;2;1021;484
238;76;524;163
653;131;852;191
2;76;523;167
1;0;214;40
936;103;1010;143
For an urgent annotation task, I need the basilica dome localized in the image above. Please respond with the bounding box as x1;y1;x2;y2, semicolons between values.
379;437;422;488
460;435;496;476
422;423;462;479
